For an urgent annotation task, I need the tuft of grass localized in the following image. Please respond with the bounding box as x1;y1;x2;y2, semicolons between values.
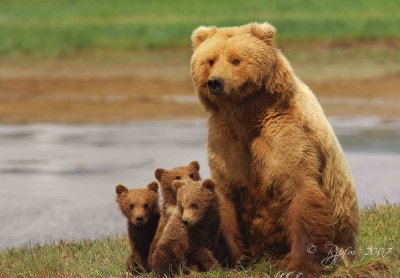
1;204;399;277
0;236;129;278
0;0;399;58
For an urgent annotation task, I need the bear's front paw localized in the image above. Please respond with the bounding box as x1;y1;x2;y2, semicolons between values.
274;256;320;278
234;254;251;269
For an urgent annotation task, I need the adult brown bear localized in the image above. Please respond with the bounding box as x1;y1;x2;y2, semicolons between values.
190;22;359;276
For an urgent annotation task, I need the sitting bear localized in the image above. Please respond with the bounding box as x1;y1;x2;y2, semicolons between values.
190;22;359;276
150;208;191;277
155;160;201;213
151;179;243;276
149;161;201;268
115;182;160;273
177;179;243;269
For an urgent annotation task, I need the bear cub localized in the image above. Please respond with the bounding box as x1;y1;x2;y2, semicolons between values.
155;160;201;214
116;182;160;273
149;161;201;270
176;179;243;270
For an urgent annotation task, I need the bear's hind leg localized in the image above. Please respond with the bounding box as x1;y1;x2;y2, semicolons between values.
192;247;220;271
282;183;334;276
333;213;359;262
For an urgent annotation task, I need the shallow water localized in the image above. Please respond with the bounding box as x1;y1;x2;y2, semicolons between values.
0;117;399;250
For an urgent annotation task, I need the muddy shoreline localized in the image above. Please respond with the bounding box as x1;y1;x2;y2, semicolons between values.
1;73;399;123
1;45;400;123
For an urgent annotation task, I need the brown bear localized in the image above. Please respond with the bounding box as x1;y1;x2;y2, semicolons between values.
115;182;160;273
151;179;243;276
149;161;201;270
150;207;191;277
155;160;201;213
176;179;243;269
190;22;359;276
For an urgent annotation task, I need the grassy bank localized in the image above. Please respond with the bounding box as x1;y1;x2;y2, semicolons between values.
1;204;399;277
1;0;400;58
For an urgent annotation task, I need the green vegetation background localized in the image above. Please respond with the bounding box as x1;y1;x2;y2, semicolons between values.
1;0;400;57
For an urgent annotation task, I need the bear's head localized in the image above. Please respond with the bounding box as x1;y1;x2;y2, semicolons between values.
154;161;201;208
191;22;294;109
175;179;217;227
116;182;159;226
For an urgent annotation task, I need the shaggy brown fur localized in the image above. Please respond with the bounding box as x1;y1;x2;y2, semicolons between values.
150;208;191;277
177;179;243;269
151;179;243;276
191;22;359;276
115;182;160;273
149;161;201;270
155;161;201;211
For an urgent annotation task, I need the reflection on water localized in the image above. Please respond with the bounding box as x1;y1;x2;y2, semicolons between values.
0;117;399;250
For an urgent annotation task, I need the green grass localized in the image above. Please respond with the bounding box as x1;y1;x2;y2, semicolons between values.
0;0;400;58
1;204;399;278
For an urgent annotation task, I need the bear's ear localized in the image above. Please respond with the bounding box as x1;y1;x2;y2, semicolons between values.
147;181;158;193
154;168;166;181
266;52;295;102
189;161;200;171
248;22;276;44
116;184;128;195
202;179;215;192
191;26;216;48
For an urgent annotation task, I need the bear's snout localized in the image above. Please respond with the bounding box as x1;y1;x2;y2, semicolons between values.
182;218;189;225
207;77;224;95
136;216;144;223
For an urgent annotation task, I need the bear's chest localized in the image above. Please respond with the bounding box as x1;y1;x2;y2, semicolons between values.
208;126;254;184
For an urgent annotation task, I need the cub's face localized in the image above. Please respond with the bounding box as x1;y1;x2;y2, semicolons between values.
116;182;159;226
176;179;216;227
155;161;201;204
191;23;277;104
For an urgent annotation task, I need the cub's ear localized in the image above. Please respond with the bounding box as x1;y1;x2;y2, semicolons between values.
116;184;128;195
189;161;200;171
202;179;215;192
155;168;166;181
147;181;159;193
248;22;276;44
171;180;185;189
191;26;216;48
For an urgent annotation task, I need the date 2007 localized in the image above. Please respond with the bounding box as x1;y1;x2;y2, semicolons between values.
363;247;393;256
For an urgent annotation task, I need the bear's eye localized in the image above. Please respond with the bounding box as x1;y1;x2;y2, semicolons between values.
129;203;135;209
232;59;240;65
175;176;181;180
143;203;149;209
208;59;214;66
190;203;198;209
189;174;194;179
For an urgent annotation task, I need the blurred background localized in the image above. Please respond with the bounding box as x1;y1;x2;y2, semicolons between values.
0;0;399;250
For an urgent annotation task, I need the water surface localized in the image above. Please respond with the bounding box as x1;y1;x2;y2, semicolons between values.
0;117;399;250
